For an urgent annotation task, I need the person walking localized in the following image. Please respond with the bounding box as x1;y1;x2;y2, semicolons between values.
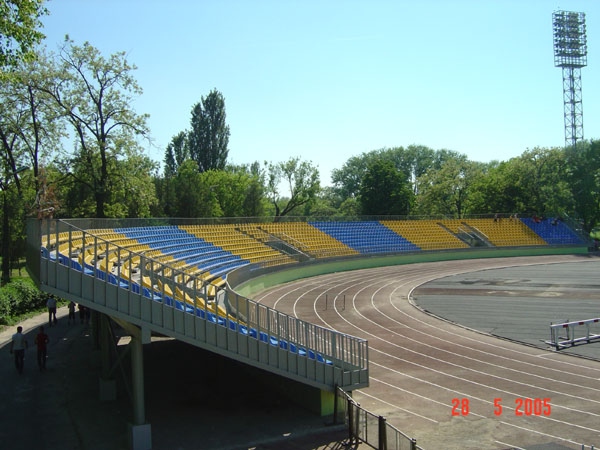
67;300;76;325
78;303;85;324
46;294;57;326
9;326;28;374
34;326;49;371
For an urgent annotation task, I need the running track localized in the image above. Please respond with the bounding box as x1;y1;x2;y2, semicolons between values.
252;255;600;450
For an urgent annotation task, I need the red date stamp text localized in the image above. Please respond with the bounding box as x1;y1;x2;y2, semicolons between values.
451;397;551;416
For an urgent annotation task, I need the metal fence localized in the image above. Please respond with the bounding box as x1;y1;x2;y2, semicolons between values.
57;213;573;227
334;387;423;450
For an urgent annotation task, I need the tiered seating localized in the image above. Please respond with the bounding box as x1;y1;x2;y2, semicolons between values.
461;218;547;246
438;218;544;247
521;218;585;245
48;228;336;362
45;218;588;306
254;222;358;258
180;224;294;267
310;221;420;254
381;220;468;250
115;226;248;289
48;229;121;253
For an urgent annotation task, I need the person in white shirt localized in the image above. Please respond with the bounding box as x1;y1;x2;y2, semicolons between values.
9;326;28;374
46;295;57;326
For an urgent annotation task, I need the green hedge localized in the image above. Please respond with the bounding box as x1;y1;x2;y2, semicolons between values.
0;279;49;326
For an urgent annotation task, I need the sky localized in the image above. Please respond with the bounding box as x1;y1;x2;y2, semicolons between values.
40;0;599;184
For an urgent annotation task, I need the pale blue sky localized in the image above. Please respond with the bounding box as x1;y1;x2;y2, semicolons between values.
41;0;599;184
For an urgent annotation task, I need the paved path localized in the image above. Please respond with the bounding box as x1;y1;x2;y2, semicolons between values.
0;307;350;450
0;306;132;450
254;254;600;450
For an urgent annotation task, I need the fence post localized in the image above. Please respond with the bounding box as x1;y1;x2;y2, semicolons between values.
333;386;339;425
378;415;387;450
411;437;417;450
348;397;354;444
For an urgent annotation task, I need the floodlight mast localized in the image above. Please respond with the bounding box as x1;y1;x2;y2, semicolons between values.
553;10;587;148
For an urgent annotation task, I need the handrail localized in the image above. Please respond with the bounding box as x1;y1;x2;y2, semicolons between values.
335;386;422;450
29;218;369;391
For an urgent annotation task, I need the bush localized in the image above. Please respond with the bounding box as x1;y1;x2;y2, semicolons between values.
0;279;48;325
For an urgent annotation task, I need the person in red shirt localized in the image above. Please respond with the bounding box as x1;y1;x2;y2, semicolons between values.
34;326;49;371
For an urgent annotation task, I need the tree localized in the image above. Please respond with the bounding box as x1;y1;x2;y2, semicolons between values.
303;186;348;218
0;53;63;283
199;167;264;218
164;131;188;178
240;162;266;217
331;153;372;199
265;157;320;218
38;38;150;218
171;160;218;218
414;155;482;217
566;140;600;231
500;148;570;217
0;0;47;71
332;145;437;202
160;131;189;217
359;159;413;216
402;145;436;195
225;162;265;217
467;160;515;214
108;152;158;218
188;89;230;173
2;53;64;216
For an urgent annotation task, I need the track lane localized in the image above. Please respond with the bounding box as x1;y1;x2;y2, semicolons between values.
254;255;600;449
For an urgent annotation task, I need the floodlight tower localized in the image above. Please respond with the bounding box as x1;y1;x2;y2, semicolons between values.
553;10;587;148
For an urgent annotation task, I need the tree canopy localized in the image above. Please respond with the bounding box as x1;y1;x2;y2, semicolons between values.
265;157;320;218
37;38;151;218
359;159;413;216
188;89;230;173
0;0;47;72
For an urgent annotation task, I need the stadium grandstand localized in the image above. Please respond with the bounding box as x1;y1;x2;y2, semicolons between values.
25;215;589;449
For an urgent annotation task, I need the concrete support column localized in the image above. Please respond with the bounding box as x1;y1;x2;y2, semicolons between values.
131;333;145;425
98;313;116;401
129;332;151;450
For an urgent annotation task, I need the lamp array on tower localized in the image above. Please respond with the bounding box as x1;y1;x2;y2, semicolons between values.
553;11;587;148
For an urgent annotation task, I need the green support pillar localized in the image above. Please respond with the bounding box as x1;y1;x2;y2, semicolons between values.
98;313;116;401
128;331;152;450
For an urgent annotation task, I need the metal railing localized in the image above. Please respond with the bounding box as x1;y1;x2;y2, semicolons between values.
26;219;369;391
547;318;600;350
334;387;422;450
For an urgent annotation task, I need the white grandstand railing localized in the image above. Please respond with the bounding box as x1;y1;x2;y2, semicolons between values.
27;219;369;392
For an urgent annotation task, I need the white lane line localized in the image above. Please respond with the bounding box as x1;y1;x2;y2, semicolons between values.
495;440;525;449
369;360;600;435
500;420;586;447
325;279;600;409
355;389;439;423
